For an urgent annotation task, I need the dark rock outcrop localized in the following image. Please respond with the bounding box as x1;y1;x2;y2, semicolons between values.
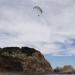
0;47;53;73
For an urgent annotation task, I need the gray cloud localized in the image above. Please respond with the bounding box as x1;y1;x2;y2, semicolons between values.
0;0;75;56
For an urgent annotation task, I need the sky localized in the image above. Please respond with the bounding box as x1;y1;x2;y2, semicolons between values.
0;0;75;67
45;55;75;68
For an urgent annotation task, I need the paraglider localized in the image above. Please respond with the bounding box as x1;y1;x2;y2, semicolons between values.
33;6;43;16
33;5;51;27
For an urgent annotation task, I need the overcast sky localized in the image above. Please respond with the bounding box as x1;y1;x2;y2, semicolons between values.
0;0;75;56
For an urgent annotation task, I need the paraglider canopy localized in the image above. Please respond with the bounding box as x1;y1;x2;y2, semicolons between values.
33;5;51;27
33;6;43;16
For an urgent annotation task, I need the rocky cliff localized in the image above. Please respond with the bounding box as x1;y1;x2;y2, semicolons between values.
0;47;53;73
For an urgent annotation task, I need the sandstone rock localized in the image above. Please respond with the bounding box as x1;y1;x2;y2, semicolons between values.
0;47;53;73
60;65;75;74
54;65;75;74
